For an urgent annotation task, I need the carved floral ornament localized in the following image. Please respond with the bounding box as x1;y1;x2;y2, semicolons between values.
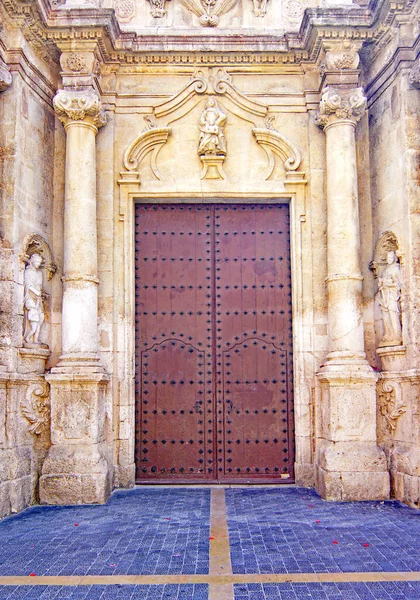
144;0;269;22
377;379;406;433
119;68;304;185
53;89;106;129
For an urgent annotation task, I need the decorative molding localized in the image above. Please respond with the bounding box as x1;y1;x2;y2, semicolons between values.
20;381;50;435
252;116;302;180
377;379;406;432
325;50;359;71
65;53;87;72
120;123;172;183
251;0;268;17
409;60;420;89
316;86;367;128
154;68;267;125
0;58;12;92
179;0;239;27
146;0;171;17
19;233;57;281
53;89;106;128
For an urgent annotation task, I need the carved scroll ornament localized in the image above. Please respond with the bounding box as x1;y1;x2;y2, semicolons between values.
53;89;106;128
179;0;239;26
316;87;367;128
20;381;50;435
378;380;406;432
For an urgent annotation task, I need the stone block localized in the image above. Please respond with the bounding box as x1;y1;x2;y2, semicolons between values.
402;474;420;508
9;475;36;514
294;463;315;487
0;481;11;519
39;472;110;505
340;471;390;501
114;464;135;489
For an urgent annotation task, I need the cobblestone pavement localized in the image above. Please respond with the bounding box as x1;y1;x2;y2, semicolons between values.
0;487;418;599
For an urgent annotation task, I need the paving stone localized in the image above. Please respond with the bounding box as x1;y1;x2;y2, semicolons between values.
226;487;420;575
0;489;210;576
0;585;209;599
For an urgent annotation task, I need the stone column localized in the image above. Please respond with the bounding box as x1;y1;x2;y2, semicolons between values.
315;85;389;501
40;89;111;505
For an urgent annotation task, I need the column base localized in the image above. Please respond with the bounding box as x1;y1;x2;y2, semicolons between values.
51;353;105;375
40;370;112;505
315;440;390;501
315;365;390;501
39;443;111;505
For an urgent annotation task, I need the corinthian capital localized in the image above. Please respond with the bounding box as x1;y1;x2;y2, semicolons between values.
316;87;367;129
0;58;12;92
53;89;106;129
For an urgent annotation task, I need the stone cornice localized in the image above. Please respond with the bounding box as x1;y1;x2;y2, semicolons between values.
53;88;106;128
1;0;417;68
316;86;367;128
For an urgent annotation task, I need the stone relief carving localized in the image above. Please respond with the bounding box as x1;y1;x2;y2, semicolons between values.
115;0;135;21
371;232;404;348
324;44;360;71
251;0;268;17
65;53;87;73
20;233;57;281
378;380;406;432
284;0;303;20
119;68;305;185
179;0;239;26
0;58;12;92
53;89;106;128
20;381;50;435
147;0;171;17
316;87;367;128
409;60;420;89
198;96;227;179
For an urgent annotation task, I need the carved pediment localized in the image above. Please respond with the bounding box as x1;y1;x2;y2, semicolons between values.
119;68;305;186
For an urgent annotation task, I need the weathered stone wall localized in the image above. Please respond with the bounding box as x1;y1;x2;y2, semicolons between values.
364;18;420;507
0;35;62;516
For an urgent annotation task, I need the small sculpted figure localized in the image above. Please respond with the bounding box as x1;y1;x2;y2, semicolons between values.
376;250;402;346
198;97;227;156
23;253;45;347
252;0;267;16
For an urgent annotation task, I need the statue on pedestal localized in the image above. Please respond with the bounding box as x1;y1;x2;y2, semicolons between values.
198;96;227;157
376;250;402;347
23;253;46;347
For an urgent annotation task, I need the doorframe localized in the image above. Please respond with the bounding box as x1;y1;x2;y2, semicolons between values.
114;185;315;488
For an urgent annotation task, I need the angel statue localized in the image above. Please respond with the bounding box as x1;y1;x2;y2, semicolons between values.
376;250;403;346
23;253;46;347
198;97;227;157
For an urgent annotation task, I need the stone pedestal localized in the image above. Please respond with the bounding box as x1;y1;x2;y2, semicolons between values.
40;372;110;504
18;347;50;375
39;88;111;505
315;83;389;500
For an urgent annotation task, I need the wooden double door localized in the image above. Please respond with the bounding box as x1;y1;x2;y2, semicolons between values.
135;203;294;483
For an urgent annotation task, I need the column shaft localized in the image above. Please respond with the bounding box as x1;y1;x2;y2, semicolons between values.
325;120;365;361
62;121;99;357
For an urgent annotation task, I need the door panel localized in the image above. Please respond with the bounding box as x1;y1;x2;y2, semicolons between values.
135;203;294;483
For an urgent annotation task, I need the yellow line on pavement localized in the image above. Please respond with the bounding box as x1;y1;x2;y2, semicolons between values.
209;488;234;600
0;572;419;587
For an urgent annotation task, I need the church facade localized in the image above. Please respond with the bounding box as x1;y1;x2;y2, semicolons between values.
0;0;419;518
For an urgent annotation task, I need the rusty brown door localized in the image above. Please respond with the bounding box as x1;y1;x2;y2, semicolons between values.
135;204;294;483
